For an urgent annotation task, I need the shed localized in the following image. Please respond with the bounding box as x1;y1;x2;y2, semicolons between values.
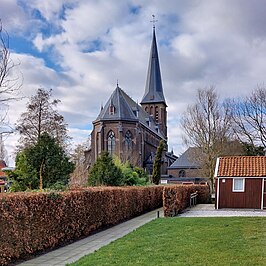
215;156;266;210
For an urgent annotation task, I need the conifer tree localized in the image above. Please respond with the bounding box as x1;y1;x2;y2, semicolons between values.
88;152;123;186
11;133;74;191
152;140;165;185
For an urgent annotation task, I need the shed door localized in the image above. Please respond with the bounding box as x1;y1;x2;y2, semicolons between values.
263;179;266;209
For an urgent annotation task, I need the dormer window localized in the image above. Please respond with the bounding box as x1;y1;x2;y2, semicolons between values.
132;104;139;118
145;118;151;127
133;110;139;118
109;104;115;115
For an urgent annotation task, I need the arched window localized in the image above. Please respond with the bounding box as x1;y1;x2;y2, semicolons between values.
179;170;186;177
107;131;115;155
125;130;132;151
97;133;101;155
155;106;159;122
150;106;153;117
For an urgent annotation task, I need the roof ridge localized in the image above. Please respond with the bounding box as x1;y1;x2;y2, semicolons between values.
118;86;136;119
116;86;121;118
219;156;266;158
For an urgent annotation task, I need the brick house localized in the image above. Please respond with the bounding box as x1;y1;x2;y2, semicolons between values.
0;160;7;192
168;147;203;178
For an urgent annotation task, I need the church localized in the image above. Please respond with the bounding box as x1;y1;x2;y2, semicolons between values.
87;26;176;174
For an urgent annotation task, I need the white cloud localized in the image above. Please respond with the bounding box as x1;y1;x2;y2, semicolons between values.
23;0;66;22
0;0;28;32
2;0;266;165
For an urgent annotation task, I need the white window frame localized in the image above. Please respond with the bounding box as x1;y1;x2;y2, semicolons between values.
232;178;245;192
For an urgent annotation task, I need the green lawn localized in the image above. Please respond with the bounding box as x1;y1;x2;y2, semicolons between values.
70;217;266;266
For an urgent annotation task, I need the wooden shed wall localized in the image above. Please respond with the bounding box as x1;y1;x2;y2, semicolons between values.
217;178;263;209
263;179;266;209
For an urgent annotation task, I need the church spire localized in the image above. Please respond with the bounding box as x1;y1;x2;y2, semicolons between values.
141;20;168;139
140;24;166;105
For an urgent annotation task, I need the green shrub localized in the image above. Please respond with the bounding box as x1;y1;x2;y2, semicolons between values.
48;181;68;191
114;158;150;186
88;154;150;187
88;152;124;186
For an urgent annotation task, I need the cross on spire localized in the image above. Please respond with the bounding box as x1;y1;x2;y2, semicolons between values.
150;14;158;29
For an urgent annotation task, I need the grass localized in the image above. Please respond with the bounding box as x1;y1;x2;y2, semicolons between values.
70;217;266;266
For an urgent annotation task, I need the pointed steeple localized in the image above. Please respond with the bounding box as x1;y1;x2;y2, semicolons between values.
141;27;166;105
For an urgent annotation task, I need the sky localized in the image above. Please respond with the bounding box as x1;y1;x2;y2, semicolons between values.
1;0;266;166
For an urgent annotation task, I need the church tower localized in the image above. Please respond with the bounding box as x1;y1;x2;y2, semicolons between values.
140;25;167;139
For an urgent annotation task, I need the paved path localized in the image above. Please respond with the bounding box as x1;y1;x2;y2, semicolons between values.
17;205;266;266
179;204;266;217
18;208;163;266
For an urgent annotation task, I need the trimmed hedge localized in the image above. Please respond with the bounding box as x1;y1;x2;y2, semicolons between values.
0;186;163;265
163;185;210;217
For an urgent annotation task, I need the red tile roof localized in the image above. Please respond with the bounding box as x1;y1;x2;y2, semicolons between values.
0;160;7;177
217;156;266;177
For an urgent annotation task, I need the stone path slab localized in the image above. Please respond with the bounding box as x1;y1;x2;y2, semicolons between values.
18;208;163;266
179;204;266;217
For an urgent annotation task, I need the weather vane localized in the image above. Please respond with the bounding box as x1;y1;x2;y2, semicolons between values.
150;14;158;29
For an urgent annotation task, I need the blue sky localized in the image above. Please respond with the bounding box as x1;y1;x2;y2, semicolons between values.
2;0;266;165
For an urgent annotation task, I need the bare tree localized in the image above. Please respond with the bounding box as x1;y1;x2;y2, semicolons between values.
69;144;88;187
0;20;21;124
181;87;232;190
16;88;70;150
229;86;266;150
0;20;22;165
0;134;8;164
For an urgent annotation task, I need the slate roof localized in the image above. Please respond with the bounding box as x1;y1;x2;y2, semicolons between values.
94;86;165;139
168;147;202;169
96;86;137;122
217;156;266;177
141;28;166;105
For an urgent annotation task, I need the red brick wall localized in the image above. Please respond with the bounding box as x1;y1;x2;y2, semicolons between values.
168;168;201;178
